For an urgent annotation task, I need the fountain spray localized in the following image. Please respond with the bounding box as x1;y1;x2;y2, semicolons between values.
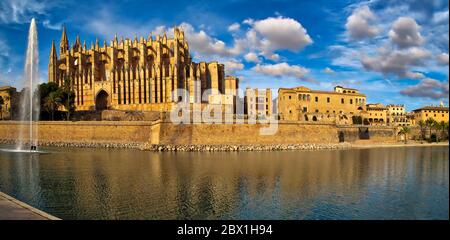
17;18;40;151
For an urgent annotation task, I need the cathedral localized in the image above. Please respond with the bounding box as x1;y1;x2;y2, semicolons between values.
48;26;239;111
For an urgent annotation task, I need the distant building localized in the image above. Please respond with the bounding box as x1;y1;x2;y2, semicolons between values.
386;104;409;126
244;88;272;118
361;103;388;126
277;86;366;124
412;105;449;123
0;86;18;120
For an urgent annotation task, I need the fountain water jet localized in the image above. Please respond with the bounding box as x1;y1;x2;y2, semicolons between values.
16;18;40;152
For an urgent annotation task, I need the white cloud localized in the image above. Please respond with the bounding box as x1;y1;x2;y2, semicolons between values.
389;17;425;48
345;6;380;40
328;45;364;68
251;16;313;53
179;22;238;58
0;0;49;24
322;67;335;74
223;60;244;74
242;18;254;25
267;53;280;61
42;19;62;30
228;23;240;32
252;62;309;79
400;78;449;99
361;47;430;78
0;38;19;86
244;52;260;63
432;10;449;24
437;53;449;65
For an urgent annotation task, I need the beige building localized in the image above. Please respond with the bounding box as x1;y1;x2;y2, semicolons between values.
0;86;17;120
412;105;449;123
244;88;272;118
277;86;366;124
49;26;237;111
386;104;409;126
361;103;388;126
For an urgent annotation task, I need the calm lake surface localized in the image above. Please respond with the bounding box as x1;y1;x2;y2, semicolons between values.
0;145;448;220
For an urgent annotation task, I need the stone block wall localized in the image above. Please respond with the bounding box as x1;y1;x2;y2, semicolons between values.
0;121;157;144
0;121;396;146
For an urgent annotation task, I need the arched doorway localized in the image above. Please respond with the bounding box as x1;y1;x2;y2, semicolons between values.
95;90;109;111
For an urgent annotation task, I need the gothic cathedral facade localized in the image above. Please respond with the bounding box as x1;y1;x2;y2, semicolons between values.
48;26;239;111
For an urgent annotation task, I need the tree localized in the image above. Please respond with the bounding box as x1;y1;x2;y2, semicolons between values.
3;94;11;119
418;120;426;142
438;121;449;141
425;118;437;142
0;96;4;120
7;88;14;119
43;91;62;120
61;75;76;121
38;82;76;120
445;122;449;140
39;82;60;104
399;126;411;144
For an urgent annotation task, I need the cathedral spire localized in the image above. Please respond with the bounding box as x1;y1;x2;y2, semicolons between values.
73;35;81;51
60;24;69;54
49;39;57;62
148;32;153;42
95;38;99;50
113;34;118;46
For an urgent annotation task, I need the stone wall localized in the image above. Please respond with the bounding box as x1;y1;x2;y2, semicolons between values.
158;122;340;145
337;125;396;143
0;121;158;144
0;121;397;147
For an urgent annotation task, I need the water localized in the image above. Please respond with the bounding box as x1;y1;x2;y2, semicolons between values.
0;145;448;220
16;18;40;151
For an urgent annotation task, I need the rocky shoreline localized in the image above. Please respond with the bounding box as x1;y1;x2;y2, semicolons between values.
1;139;447;152
0;139;353;152
138;142;353;151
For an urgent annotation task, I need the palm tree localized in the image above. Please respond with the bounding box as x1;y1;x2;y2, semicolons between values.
418;120;426;142
399;126;411;144
4;95;10;119
7;88;15;119
425;118;436;141
43;91;62;120
445;122;449;141
439;121;449;141
0;96;4;120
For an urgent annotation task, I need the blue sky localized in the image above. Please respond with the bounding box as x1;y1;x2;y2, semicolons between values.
0;0;448;110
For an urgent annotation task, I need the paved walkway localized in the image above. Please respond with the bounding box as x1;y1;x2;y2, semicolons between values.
0;192;60;220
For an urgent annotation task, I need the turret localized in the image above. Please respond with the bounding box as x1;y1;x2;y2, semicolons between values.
148;32;153;42
49;40;58;62
95;38;99;50
163;32;167;44
73;35;81;52
60;25;69;54
113;34;118;47
48;40;58;83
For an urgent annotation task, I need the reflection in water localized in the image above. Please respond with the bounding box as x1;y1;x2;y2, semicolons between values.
0;145;448;220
